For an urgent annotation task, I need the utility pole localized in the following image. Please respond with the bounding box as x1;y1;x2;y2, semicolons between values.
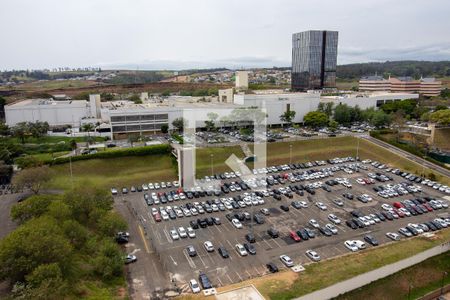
210;153;214;176
69;155;73;189
441;271;448;296
289;144;293;164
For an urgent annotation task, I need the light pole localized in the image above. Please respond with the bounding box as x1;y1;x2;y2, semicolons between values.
289;144;293;164
69;155;73;189
441;271;448;296
408;283;413;300
356;136;360;160
210;153;214;176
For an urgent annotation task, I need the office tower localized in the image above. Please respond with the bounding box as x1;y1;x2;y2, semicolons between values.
291;30;338;90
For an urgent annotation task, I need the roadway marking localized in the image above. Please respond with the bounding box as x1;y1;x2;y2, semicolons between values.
198;254;208;268
236;271;244;282
169;255;178;266
138;225;151;254
245;269;252;279
183;250;197;269
271;238;282;248
163;227;173;243
217;276;223;286
226;273;233;284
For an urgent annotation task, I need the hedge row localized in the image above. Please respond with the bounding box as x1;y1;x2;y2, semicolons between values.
51;144;171;165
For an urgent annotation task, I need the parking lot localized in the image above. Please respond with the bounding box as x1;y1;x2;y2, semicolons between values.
115;158;449;295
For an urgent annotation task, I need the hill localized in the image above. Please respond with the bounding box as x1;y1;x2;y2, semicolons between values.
336;60;450;80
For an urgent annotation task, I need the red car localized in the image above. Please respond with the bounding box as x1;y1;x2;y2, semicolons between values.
290;231;301;242
154;212;162;222
363;178;371;184
393;202;404;209
422;203;433;212
394;208;405;218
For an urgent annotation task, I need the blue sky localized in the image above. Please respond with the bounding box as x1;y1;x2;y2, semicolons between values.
1;0;449;70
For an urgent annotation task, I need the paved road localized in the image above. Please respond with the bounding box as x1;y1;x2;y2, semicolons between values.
364;136;450;178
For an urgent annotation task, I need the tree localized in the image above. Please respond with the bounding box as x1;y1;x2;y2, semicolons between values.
11;122;30;143
334;104;352;125
92;239;123;280
98;211;127;236
328;120;338;132
172;117;187;132
69;139;77;150
12;166;52;194
29;121;49;138
303;111;328;128
279;110;296;127
128;94;142;104
205;112;219;131
161;124;168;134
0;123;10;136
11;194;54;224
370;110;392;128
429;109;450;125
0;216;73;282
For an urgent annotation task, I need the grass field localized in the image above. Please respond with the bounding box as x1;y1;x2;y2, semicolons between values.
337;251;450;300
196;146;245;178
46;155;177;190
5;135;106;144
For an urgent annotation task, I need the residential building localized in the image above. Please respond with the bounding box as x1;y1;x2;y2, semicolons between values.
291;30;338;91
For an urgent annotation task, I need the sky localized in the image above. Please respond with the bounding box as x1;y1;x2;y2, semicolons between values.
1;0;449;70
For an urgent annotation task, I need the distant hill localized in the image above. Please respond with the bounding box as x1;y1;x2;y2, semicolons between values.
336;60;450;80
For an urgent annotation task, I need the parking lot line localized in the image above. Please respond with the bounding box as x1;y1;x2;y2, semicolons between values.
163;227;173;243
236;271;244;282
183;249;197;269
226;273;233;284
198;254;208;268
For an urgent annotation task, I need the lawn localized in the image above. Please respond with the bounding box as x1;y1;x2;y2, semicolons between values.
336;251;450;300
196;146;245;178
46;155;177;190
5;135;106;144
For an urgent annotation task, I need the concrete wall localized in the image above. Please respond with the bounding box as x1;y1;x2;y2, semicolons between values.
5;100;89;127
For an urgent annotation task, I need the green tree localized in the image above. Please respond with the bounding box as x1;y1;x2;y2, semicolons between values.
69;139;77;150
334;104;352;125
98;211;127;236
0;216;73;282
328;120;339;132
0;123;10;136
205;112;219;131
172;117;187;132
429;109;450;125
25;263;67;298
303;111;328;128
11;194;54;224
11;122;30;143
370;110;392;128
128;94;142;104
161;124;168;134
12;166;52;194
92;239;123;280
279;110;296;127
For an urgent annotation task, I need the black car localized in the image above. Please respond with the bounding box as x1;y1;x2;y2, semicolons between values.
206;217;214;226
322;185;331;192
346;219;357;229
190;220;199;229
296;190;304;196
268;227;279;238
245;233;256;243
199;272;212;289
280;205;290;212
352;218;365;228
187;245;197;257
244;243;256;255
197;218;207;228
296;229;309;240
376;212;386;221
266;262;279;273
343;193;354;200
364;235;379;246
225;213;234;222
273;194;282;201
115;235;129;244
218;246;229;258
254;214;265;224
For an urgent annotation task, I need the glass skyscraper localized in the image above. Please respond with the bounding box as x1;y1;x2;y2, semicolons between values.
291;30;338;91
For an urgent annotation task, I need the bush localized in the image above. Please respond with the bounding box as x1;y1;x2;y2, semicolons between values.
51;144;170;165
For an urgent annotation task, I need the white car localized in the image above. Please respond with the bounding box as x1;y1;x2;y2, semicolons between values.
356;178;366;185
204;241;214;252
178;227;187;238
232;218;243;229
325;223;338;234
170;229;179;240
189;279;201;293
299;201;309;208
381;203;392;211
344;240;359;252
280;255;294;267
315;202;327;210
235;244;248;256
353;240;366;249
309;219;320;228
111;188;118;195
386;232;401;241
305;249;321;262
187;227;196;238
328;214;341;224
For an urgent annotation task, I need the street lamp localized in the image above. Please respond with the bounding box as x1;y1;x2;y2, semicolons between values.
210;153;214;176
289;144;293;164
441;271;448;296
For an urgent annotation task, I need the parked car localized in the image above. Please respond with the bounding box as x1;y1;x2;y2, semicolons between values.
305;249;321;262
280;255;294;267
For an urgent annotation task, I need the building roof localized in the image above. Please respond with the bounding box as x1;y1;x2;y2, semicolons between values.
6;99;87;108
